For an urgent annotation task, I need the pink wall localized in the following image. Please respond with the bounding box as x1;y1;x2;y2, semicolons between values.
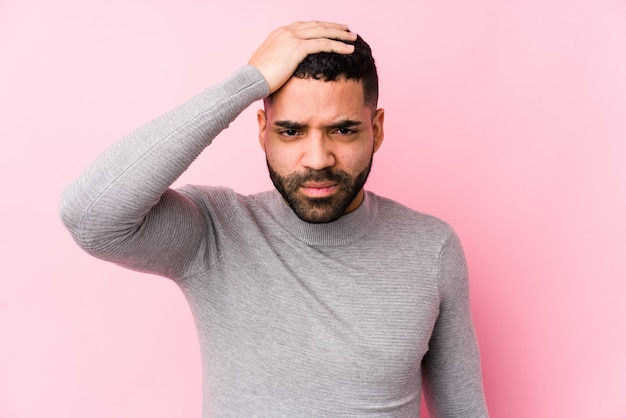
1;1;625;417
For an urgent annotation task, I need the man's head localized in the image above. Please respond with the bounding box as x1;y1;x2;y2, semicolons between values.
263;34;378;110
257;33;384;224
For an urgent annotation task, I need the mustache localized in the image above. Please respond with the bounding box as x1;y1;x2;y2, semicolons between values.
284;168;351;187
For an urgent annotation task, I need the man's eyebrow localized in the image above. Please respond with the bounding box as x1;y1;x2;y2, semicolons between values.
273;120;306;130
327;120;362;129
273;119;363;130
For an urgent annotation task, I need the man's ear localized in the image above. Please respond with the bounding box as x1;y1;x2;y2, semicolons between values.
372;108;385;153
257;109;267;151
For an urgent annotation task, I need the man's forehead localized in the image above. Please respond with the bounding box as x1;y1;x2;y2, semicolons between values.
266;77;370;121
274;76;364;101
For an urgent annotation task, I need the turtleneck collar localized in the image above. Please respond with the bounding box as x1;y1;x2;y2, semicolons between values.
268;189;378;247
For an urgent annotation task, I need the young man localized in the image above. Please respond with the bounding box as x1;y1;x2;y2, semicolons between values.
60;21;488;417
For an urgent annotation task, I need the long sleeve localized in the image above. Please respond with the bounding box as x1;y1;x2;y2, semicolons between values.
422;230;489;417
59;65;269;278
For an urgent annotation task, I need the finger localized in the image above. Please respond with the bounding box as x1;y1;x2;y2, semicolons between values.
297;27;357;43
296;26;357;42
289;20;350;32
289;21;357;42
305;38;355;55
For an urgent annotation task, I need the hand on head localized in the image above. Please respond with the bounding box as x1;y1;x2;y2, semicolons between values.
248;21;357;94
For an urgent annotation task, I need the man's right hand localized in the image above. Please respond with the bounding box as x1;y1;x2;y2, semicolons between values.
248;21;357;94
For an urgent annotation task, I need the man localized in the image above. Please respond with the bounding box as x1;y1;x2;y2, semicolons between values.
60;21;488;417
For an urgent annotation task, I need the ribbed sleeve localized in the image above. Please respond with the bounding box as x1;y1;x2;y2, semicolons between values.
59;65;269;277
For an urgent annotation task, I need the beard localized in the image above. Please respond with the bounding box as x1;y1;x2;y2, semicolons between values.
267;157;373;224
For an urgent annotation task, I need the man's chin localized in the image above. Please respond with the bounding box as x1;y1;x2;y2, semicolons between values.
288;197;346;224
294;211;343;224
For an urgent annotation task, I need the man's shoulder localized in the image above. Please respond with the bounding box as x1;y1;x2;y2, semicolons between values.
367;191;455;240
368;191;449;224
179;184;236;203
178;185;277;214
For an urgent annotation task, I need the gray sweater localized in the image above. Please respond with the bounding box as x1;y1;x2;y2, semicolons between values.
60;65;488;417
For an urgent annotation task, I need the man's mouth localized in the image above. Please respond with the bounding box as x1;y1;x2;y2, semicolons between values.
300;183;338;198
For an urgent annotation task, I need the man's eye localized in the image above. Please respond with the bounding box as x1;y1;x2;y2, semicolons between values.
334;128;356;135
280;129;300;137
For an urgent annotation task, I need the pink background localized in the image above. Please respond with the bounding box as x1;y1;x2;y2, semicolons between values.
1;0;625;417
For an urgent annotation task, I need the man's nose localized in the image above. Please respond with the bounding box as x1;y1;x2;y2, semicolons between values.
300;132;336;171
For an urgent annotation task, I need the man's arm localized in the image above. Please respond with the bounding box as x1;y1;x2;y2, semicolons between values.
59;21;357;278
422;230;489;417
59;67;269;277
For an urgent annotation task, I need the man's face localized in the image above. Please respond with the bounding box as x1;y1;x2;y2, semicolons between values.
257;76;384;223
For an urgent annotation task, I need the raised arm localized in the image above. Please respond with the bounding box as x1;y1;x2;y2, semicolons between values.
59;21;357;278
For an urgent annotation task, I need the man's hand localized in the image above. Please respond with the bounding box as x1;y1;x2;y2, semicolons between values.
248;21;357;94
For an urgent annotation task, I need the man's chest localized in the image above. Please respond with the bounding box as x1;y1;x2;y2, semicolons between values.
186;240;441;403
